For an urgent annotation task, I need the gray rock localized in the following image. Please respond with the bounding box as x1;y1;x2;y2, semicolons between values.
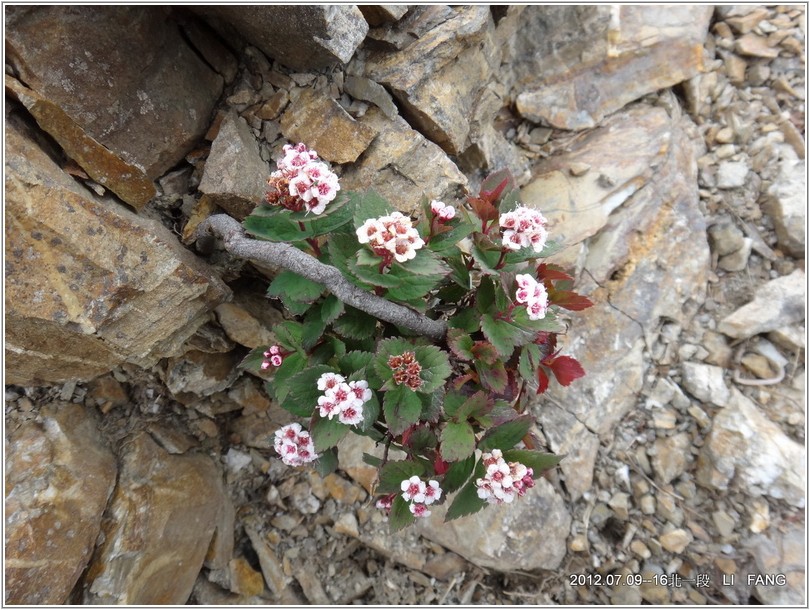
680;362;730;407
716;160;750;189
539;404;600;501
718;270;806;339
358;5;409;27
747;522;806;605
718;237;753;271
696;388;806;508
765;158;805;257
708;220;746;256
5;403;117;604
344;75;399;120
651;432;691;484
199;111;268;220
195;6;368;71
417;477;571;571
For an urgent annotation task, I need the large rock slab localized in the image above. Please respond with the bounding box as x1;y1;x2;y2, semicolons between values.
5;6;223;191
765;157;805;257
84;433;233;604
513;6;712;130
747;522;806;605
339;107;467;216
195;6;368;71
696;388;806;508
5;403;117;605
5;111;230;385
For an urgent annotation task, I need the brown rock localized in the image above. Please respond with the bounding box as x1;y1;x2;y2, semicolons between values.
84;433;232;604
735;32;781;58
195;6;368;71
229;558;265;597
199;111;269;220
725;7;770;34
257;90;289;121
4;112;230;385
215;302;276;349
5;403;117;604
280;88;377;164
358;5;409;27
651;432;691;484
344;75;399;120
339;106;467;216
5;6;222;180
514;6;712;130
322;473;367;505
162;349;243;398
86;374;129;409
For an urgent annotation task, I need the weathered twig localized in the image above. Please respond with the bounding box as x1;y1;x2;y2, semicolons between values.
197;214;448;341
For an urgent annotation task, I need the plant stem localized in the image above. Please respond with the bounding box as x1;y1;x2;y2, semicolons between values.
197;214;448;341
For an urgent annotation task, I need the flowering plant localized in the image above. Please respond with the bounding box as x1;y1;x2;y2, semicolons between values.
233;143;593;531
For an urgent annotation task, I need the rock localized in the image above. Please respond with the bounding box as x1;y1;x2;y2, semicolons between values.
735;32;781;58
417;478;571;571
712;510;737;538
768;324;806;352
195;6;368;71
640;495;656;515
716;160;749;189
765;158;805;257
84;432;232;604
199;111;269;220
718;269;805;339
257;91;289;121
724;7;771;34
4;112;230;385
539;404;600;501
513;6;712;130
659;528;692;553
162;349;242;399
748;497;771;534
680;362;730;407
639;565;671;604
696;388;806;508
279;88;377;164
609;566;642;605
364;6;492;154
608;492;630;520
651;432;691;484
6;6;222;184
358;5;409;27
339;106;467;216
229;558;265;597
708;219;746;256
215;302;275;349
718;237;753;271
365;6;454;51
5;403;117;604
244;521;292;596
333;512;360;537
422;552;468;581
344;74;398;120
86;374;130;410
747;522;805;605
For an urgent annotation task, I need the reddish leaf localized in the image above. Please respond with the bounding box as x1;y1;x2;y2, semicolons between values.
480;177;508;204
537;263;573;283
547;355;586;386
433;451;450;476
471;340;499;365
452;372;478;391
447;328;474;360
467;196;499;223
536;367;550;395
548;289;594;311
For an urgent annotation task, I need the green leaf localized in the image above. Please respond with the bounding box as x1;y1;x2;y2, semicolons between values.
372;337;416;386
477;415;534;452
301;302;329;350
333;306;378;340
377;459;425;494
480;314;527;358
352;190;394;230
420;387;444;423
428;218;476;253
413;345;451;393
238;345;270;374
474;401;520;428
315;447;339;477
440;421;475;462
311;413;350;452
243;210;309;242
445;252;472;290
476;276;496;313
444;461;487;522
397;248;450;277
454;391;493;422
267;271;324;315
447;328;474;360
279;365;334;417
274;321;305;351
384;269;444;301
339;350;374;377
519;344;541;381
327;232;361;278
265;352;307;403
442;391;467;419
320;295;344;325
406;425;438;452
441;454;476;494
511;306;563;333
362;452;383;468
383;385;422;436
358;391;380;433
502;449;562;475
448;308;479;333
477;359;508;393
389;494;416;533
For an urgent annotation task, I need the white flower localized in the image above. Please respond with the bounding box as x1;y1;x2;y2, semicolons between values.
356;212;424;264
513;274;548;321
499;206;548;253
409;503;431;518
423;480;443;505
430;200;455;221
475;450;535;505
274;423;318;467
317;372;346;391
400;475;427;503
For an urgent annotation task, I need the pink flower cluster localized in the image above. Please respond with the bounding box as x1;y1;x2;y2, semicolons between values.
268;143;340;215
356;212;425;263
316;372;372;426
261;345;284;369
274;423;317;467
515;274;549;321
475;449;535;505
499;206;549;253
401;475;443;518
430;200;456;222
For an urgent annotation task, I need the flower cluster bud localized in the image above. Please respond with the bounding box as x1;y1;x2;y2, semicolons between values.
316;372;372;426
514;274;549;321
261;345;284;369
430;200;456;222
499;205;548;253
475;449;535;504
400;476;443;518
356;212;425;263
273;423;318;467
388;351;423;390
266;143;340;215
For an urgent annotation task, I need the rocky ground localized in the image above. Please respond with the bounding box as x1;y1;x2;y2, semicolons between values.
5;5;805;606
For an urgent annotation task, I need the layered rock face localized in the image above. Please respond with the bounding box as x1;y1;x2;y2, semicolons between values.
5;5;805;606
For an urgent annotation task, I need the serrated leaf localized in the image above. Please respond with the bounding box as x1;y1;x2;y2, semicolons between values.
333;306;378;340
420;387;444;423
448;308;479;333
480;314;529;357
279;364;334;417
502;449;562;475
243;210;309;242
320;294;344;324
274;321;305;351
476;276;496;313
265;352;307;403
383;385;422;436
377;459;425;494
547;355;586;386
480;168;516;205
301;303;329;350
518;344;540;381
311;413;350;452
478;414;533;452
339;350;374;376
358;391;380;432
537;263;574;283
444;461;487;522
396;247;450;277
352;190;394;230
471;239;502;275
477;359;508;393
537;366;550;394
471;341;498;365
441;454;476;494
315;447;339;477
267;271;324;315
238;345;270;374
389;494;416;532
440;421;475;462
548;288;594;311
327;232;361;279
362;452;383;468
404;424;438;452
428;217;476;253
447;328;474;360
454;391;493;422
413;345;451;394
